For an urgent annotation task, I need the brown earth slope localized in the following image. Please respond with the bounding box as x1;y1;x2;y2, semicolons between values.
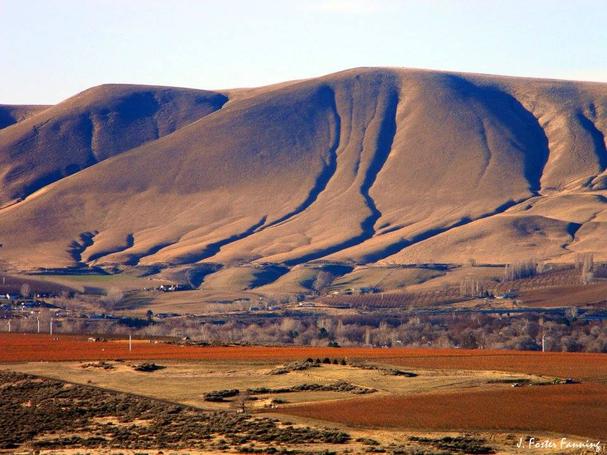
0;68;606;276
0;85;228;208
0;104;50;130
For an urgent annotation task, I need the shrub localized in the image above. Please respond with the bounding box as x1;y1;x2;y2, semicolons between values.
202;389;240;402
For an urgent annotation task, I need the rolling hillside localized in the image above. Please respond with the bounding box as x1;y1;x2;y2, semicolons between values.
0;85;228;207
0;104;50;130
0;68;606;283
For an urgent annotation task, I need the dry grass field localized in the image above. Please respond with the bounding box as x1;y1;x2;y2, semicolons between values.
2;358;546;411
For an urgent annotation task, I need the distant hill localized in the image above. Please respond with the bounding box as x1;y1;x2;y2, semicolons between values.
0;68;606;279
0;104;50;130
0;85;227;207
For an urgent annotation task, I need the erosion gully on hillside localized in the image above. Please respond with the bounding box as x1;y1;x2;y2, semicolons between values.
2;69;607;269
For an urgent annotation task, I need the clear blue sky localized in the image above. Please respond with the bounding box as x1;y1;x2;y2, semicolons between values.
1;0;606;104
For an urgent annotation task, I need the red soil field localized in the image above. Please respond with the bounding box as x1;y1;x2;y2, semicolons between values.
1;334;607;382
283;383;607;439
383;351;607;383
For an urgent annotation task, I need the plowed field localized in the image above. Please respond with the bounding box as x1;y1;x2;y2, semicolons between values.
282;383;607;439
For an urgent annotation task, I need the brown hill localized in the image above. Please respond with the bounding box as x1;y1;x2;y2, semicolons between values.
0;104;50;130
0;85;227;207
0;68;606;283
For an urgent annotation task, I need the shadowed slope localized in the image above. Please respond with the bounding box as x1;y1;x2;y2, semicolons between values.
323;73;552;264
0;85;228;206
0;80;341;268
208;69;400;266
0;104;50;130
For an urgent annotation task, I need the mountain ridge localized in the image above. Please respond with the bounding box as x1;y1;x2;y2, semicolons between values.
0;67;606;279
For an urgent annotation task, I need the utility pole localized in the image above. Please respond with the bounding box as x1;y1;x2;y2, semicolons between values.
7;320;10;333
129;334;132;352
49;318;53;336
539;316;545;352
37;316;40;333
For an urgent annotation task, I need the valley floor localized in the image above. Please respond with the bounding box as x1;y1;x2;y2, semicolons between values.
1;334;606;453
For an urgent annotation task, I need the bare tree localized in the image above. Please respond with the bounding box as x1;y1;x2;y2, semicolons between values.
364;327;372;346
101;287;124;311
312;271;335;294
504;258;538;281
231;390;250;414
20;283;31;298
582;270;594;285
577;253;594;284
459;278;488;298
